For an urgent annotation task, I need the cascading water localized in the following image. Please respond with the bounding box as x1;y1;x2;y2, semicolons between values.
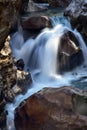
5;15;87;130
50;16;71;28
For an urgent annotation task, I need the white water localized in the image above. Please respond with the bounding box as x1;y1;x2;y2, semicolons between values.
5;16;87;130
50;16;71;28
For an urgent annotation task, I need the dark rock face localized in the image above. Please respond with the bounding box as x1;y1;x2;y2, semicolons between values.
33;0;71;7
0;0;21;50
15;86;87;130
57;29;84;72
15;59;25;71
22;16;52;30
20;0;29;14
64;0;87;42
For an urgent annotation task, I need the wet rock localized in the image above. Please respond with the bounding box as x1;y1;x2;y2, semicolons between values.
0;0;21;50
0;111;6;128
14;86;87;130
0;36;17;126
57;30;84;72
16;70;32;94
3;89;15;102
64;0;87;42
15;59;25;71
22;16;52;30
0;90;6;128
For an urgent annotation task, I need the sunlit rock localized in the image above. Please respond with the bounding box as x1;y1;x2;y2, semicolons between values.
16;70;32;94
0;35;17;128
14;86;87;130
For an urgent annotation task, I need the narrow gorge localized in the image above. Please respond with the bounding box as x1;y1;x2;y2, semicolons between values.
0;0;87;130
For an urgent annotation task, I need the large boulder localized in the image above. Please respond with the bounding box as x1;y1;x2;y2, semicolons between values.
57;29;84;72
0;0;21;50
64;0;87;42
22;16;52;30
15;86;87;130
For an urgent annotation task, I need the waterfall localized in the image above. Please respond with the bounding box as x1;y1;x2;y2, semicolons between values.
50;16;72;28
5;15;87;130
74;29;87;65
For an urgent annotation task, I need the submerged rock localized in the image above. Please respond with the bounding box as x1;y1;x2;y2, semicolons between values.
64;0;87;42
14;86;87;130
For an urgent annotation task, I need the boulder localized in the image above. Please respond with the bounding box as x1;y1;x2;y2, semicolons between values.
57;29;84;72
22;16;52;30
64;0;87;42
0;0;21;50
15;86;87;130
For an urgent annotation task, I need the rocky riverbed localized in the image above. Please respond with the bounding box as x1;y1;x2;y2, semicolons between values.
0;0;87;129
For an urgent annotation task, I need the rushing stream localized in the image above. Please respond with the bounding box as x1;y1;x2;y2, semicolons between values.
5;13;87;130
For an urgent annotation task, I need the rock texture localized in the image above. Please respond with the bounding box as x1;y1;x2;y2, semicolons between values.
0;0;21;50
15;86;87;130
0;35;32;128
57;29;83;72
20;0;29;14
0;36;17;128
64;0;87;42
22;16;52;30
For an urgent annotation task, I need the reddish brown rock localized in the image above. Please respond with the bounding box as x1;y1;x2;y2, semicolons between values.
15;86;87;130
22;16;52;30
57;29;83;72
